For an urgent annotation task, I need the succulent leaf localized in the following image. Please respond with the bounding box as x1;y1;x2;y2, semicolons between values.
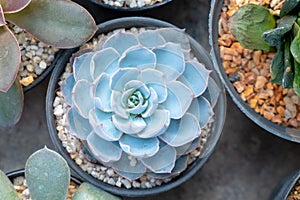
229;4;275;50
293;60;300;96
87;132;122;163
138;30;165;48
110;68;139;91
103;32;138;54
159;113;201;147
5;0;97;48
154;43;185;81
0;80;23;127
141;87;159;118
111;90;129;119
112;115;146;134
187;96;214;127
25;147;70;200
282;35;294;88
92;48;120;78
89;108;122;141
61;74;75;105
178;61;211;97
0;170;20;200
73;52;93;82
141;142;176;173
158;28;190;50
175;139;200;156
160;81;193;119
280;0;300;17
94;73;113;112
72;182;121;200
72;80;94;118
1;0;31;13
67;108;92;140
0;25;20;92
270;43;285;85
0;5;5;26
202;77;221;108
137;109;170;138
119;135;159;158
119;46;156;69
291;23;300;63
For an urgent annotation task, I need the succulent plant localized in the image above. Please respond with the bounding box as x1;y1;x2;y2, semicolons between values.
229;1;300;96
0;147;120;200
0;0;97;127
61;27;221;181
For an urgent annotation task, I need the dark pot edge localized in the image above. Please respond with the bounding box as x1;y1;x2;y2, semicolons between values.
208;0;300;143
87;0;173;11
46;16;226;197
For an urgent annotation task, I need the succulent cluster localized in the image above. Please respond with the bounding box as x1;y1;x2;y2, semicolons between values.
0;147;120;200
229;1;300;96
0;0;97;127
62;27;220;181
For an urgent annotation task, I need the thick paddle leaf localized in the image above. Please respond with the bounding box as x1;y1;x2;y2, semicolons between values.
0;80;23;128
0;170;20;200
5;0;97;48
1;0;31;13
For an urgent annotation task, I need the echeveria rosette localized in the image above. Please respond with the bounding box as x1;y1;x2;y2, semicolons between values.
62;28;218;181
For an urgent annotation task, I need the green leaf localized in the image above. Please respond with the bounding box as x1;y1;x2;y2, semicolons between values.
282;35;294;88
229;4;276;50
5;0;97;48
0;80;23;128
25;147;70;200
73;182;121;200
280;0;300;17
270;43;284;85
0;25;20;92
0;170;20;200
293;60;300;96
262;15;297;46
291;23;300;63
0;0;31;13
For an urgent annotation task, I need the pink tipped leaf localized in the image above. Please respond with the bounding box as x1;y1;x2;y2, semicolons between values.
5;0;97;48
1;0;31;13
0;25;20;92
0;5;5;26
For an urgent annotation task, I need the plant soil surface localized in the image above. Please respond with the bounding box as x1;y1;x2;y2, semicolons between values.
218;0;300;128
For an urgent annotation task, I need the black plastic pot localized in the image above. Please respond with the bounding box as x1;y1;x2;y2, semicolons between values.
23;50;64;93
46;16;226;197
86;0;172;11
6;168;82;187
208;0;300;143
270;169;300;200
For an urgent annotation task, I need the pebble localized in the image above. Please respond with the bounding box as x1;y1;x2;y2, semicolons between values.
102;0;164;8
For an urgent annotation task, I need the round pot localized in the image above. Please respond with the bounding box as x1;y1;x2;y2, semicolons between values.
270;169;300;200
23;50;64;93
46;16;226;197
208;0;300;143
87;0;172;11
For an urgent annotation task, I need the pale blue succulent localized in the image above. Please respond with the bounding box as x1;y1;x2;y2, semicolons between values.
62;28;220;180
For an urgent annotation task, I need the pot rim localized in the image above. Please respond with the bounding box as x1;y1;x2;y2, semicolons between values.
46;16;226;197
88;0;173;11
208;0;300;143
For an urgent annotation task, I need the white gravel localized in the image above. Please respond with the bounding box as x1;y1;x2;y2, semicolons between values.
101;0;165;8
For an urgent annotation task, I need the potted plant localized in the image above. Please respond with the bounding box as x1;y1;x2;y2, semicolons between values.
0;147;120;199
0;0;97;128
209;0;300;142
46;16;226;197
85;0;173;11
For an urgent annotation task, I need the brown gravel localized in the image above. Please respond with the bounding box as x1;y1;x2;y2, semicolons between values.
218;0;300;128
288;179;300;200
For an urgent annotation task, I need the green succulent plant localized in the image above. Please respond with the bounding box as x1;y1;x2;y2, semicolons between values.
0;147;121;200
229;1;300;96
61;28;220;181
0;0;97;128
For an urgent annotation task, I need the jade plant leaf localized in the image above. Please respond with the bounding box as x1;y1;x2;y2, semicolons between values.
0;170;20;200
5;0;97;48
73;182;121;200
0;0;31;13
270;43;285;85
293;60;300;96
280;0;300;17
0;25;20;92
262;15;297;46
0;80;23;128
25;147;70;200
291;23;300;63
229;4;276;50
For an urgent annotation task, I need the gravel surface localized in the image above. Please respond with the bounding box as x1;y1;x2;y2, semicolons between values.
99;0;165;8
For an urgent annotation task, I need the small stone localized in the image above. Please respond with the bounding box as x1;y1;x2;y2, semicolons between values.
39;60;47;69
121;179;132;189
54;105;64;116
255;76;268;89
